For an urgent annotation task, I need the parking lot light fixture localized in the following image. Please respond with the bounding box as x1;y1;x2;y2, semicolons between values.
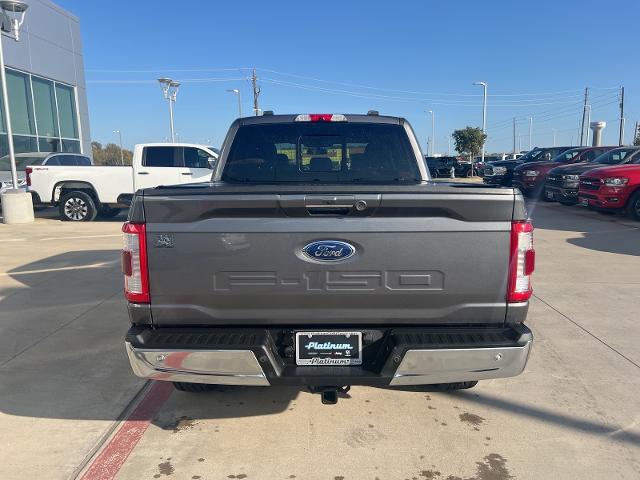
0;0;28;40
473;81;488;164
226;88;242;118
0;0;34;224
158;77;180;143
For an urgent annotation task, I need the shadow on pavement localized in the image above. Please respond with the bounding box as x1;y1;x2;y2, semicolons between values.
528;201;640;256
0;250;296;422
452;389;640;447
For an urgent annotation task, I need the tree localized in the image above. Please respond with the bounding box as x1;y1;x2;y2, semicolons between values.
91;141;133;165
452;127;487;161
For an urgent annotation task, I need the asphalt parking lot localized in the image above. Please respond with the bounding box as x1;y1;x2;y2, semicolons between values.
1;202;639;480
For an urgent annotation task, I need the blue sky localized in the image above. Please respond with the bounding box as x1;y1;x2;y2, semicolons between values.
58;0;639;153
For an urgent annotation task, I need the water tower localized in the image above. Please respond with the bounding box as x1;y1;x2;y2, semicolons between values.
590;121;606;146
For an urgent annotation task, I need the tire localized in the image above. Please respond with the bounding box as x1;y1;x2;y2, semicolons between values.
626;191;640;221
172;382;216;392
98;206;122;219
59;191;97;222
433;381;478;391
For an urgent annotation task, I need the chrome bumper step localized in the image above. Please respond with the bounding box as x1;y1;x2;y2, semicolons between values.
125;325;532;387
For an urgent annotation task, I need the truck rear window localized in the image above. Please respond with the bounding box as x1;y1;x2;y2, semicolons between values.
222;123;421;183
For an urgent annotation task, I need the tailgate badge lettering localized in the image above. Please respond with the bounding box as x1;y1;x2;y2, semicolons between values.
302;240;355;262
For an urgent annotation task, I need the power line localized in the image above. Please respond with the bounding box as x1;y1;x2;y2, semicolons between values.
257;67;618;98
87;67;253;73
261;77;599;106
87;77;248;84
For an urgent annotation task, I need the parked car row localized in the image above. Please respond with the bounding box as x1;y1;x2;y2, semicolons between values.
482;145;640;220
425;156;474;178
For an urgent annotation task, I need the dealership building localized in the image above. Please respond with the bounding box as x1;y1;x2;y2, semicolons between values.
2;0;90;157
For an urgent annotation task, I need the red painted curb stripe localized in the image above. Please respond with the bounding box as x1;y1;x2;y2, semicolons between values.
80;381;173;480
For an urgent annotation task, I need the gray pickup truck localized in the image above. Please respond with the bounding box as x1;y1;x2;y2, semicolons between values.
122;113;535;404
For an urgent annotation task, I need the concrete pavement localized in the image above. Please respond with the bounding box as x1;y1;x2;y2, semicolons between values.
0;203;638;480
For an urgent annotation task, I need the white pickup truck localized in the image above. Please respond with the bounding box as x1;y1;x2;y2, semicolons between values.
27;143;218;221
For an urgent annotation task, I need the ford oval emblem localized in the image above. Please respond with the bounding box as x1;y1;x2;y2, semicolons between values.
302;240;355;262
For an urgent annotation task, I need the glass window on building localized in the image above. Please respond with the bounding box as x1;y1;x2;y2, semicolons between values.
7;70;35;136
32;77;59;138
55;84;78;139
0;68;81;155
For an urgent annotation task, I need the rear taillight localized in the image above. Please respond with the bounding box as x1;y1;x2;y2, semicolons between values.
25;167;32;187
122;222;149;303
508;221;535;303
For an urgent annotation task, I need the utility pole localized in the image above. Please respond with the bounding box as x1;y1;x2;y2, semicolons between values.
528;116;533;149
579;87;589;146
552;129;557;147
619;86;625;146
251;68;261;116
512;117;516;156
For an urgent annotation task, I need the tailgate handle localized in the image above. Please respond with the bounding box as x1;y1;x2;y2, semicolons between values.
305;195;354;215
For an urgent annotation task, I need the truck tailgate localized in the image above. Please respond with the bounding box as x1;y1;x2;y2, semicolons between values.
142;188;516;326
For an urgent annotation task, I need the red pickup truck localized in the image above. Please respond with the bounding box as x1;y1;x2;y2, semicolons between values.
512;146;613;197
578;162;640;220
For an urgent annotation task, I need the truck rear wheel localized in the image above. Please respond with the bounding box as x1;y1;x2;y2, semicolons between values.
434;381;478;391
172;382;216;392
59;191;97;222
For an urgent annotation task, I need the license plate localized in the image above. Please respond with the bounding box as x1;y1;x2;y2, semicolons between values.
545;190;554;200
295;331;362;366
580;198;589;206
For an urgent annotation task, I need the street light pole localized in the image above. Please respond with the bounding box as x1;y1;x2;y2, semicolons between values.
226;89;242;118
0;0;29;189
552;129;557;147
0;0;34;225
473;82;487;164
158;78;180;143
426;110;435;156
113;130;124;165
528;116;533;150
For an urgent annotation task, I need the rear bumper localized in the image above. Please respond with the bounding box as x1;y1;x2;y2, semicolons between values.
125;324;533;387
